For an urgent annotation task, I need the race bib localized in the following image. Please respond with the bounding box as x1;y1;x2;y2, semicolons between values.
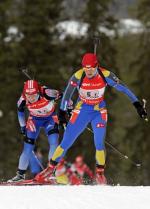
79;88;105;100
27;99;55;117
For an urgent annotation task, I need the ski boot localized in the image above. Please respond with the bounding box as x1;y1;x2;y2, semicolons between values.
95;165;107;185
7;171;25;183
34;161;57;183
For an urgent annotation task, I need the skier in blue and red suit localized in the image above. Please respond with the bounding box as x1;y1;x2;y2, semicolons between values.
35;53;147;184
8;80;61;182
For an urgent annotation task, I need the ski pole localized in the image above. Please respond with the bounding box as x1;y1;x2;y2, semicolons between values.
19;68;32;79
86;127;141;168
32;151;45;170
142;99;148;122
93;36;100;55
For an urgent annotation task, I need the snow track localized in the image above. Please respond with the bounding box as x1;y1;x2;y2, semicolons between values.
0;186;149;209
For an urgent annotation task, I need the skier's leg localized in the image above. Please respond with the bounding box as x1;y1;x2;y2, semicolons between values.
35;108;91;182
16;119;40;178
29;148;43;177
91;109;107;165
91;108;107;184
45;123;59;160
51;108;91;163
8;117;41;182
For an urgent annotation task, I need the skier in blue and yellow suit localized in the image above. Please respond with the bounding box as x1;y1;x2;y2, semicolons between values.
36;53;147;184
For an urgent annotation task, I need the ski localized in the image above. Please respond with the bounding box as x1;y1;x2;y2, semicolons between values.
0;178;57;186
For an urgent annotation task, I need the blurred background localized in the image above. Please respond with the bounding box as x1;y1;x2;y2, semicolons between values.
0;0;149;185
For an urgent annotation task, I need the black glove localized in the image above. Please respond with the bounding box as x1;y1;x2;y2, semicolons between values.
67;99;74;118
67;108;73;118
20;126;26;136
133;101;147;119
58;109;68;129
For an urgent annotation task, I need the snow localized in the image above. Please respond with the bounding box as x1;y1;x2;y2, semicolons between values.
0;110;3;118
0;186;150;209
5;18;144;42
57;20;88;39
118;18;144;35
57;19;144;39
57;20;115;38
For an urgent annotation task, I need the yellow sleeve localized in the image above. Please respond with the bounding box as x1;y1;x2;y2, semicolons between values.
74;69;84;80
101;69;110;77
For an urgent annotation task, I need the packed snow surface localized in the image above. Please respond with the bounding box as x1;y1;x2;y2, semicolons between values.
0;185;150;209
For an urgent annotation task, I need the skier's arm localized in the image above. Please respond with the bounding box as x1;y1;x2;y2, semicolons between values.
60;72;81;111
104;70;138;103
103;70;147;119
59;69;83;127
17;95;26;133
41;86;61;101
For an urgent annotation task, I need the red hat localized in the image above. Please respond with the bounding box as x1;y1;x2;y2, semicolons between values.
82;53;98;68
23;80;39;95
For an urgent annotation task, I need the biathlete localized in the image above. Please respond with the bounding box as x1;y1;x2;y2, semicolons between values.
9;80;60;182
35;53;147;184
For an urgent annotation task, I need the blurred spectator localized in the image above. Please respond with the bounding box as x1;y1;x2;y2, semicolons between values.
55;158;69;185
68;155;94;185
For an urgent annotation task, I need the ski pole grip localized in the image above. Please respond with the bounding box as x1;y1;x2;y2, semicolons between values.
142;99;148;122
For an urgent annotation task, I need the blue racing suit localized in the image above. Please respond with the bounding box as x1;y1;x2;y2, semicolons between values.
51;67;139;166
17;86;59;172
29;151;43;176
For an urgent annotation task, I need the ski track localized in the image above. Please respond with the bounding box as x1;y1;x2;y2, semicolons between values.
0;185;149;209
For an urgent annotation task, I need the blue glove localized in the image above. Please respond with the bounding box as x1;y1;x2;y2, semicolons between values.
20;126;26;136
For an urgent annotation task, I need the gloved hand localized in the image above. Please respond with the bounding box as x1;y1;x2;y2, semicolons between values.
20;126;26;136
133;101;147;120
58;109;68;129
67;99;74;118
67;109;73;118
